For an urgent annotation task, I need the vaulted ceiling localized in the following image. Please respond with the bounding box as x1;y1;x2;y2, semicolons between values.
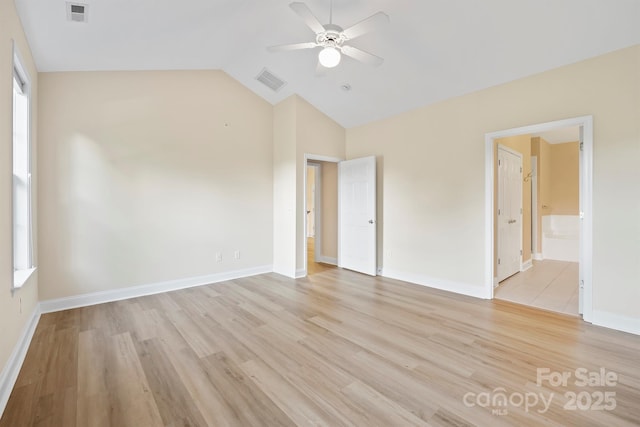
15;0;640;128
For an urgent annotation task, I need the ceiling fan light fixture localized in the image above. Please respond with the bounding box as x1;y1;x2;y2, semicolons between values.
319;46;341;68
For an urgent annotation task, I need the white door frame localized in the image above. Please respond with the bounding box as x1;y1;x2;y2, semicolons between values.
306;162;321;240
485;116;593;322
302;154;342;277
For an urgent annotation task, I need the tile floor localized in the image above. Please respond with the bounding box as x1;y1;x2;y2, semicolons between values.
495;259;579;316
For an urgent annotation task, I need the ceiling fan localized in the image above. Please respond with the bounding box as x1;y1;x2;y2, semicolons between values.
267;1;389;69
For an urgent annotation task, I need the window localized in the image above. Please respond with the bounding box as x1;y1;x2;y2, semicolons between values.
12;49;35;289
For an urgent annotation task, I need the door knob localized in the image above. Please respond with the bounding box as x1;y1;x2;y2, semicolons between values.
369;219;375;224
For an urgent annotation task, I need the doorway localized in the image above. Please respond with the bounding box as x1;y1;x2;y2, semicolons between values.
485;116;593;322
305;160;338;276
302;155;378;278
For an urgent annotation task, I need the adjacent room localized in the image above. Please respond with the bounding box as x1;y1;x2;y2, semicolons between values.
1;0;639;425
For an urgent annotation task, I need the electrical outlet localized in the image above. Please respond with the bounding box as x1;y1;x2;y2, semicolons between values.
215;252;222;263
234;250;240;260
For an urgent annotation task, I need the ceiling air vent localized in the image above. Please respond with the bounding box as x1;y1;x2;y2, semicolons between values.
256;68;286;92
67;2;88;23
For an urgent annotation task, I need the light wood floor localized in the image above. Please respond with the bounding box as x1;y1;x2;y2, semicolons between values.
495;260;579;316
2;269;640;426
307;237;336;276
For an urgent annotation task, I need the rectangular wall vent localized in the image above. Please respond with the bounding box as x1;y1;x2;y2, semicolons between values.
67;2;88;23
256;68;286;92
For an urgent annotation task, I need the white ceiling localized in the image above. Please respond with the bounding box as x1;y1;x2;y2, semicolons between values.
15;0;640;128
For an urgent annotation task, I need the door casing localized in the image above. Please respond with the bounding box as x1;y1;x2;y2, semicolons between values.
485;116;593;323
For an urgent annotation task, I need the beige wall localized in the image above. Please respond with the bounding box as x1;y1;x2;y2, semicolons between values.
494;135;532;270
532;137;578;253
38;71;274;300
532;136;552;253
0;0;40;385
550;141;580;215
347;45;640;320
320;162;338;260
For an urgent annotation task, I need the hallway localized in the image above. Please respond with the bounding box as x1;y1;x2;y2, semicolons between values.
307;237;336;276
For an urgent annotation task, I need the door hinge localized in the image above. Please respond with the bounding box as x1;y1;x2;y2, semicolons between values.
498;160;501;166
498;258;501;265
520;167;522;173
520;249;523;255
580;141;584;151
580;280;584;289
498;209;501;215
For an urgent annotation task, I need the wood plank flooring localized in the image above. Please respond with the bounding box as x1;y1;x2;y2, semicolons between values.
2;269;640;426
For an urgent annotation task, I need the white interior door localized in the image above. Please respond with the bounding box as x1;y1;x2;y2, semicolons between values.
339;156;376;276
497;146;522;282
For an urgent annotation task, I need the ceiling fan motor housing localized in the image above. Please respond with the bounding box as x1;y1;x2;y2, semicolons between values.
317;23;345;48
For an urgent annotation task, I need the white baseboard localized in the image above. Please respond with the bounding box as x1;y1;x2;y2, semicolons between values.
317;256;337;265
40;265;273;313
533;253;544;261
295;269;307;278
382;268;491;299
591;310;640;336
521;259;533;271
0;305;41;416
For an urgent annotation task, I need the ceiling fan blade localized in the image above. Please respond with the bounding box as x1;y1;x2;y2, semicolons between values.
341;11;389;40
289;2;326;35
341;45;384;66
267;42;318;52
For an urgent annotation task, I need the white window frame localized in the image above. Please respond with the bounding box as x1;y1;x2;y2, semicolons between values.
12;42;35;290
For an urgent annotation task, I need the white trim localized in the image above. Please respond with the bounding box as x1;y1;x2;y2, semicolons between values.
13;267;36;290
304;154;343;163
0;305;41;416
497;143;522;158
521;259;533;271
531;156;538;256
485;116;593;323
591;311;640;336
313;164;322;262
533;253;544;261
11;41;35;290
306;162;322;257
382;269;491;299
317;256;337;265
295;268;307;278
40;265;272;313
